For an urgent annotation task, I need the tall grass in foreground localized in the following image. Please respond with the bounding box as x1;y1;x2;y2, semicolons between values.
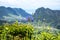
0;21;60;40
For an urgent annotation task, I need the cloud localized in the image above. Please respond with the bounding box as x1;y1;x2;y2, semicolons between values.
0;0;60;13
3;14;27;21
0;0;60;8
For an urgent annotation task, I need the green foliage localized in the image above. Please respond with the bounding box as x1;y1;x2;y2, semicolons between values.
0;21;60;40
0;21;34;40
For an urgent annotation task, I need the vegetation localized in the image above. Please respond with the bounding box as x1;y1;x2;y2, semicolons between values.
0;21;60;40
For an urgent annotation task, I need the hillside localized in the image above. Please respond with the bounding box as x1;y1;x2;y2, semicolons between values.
33;7;60;28
0;6;33;22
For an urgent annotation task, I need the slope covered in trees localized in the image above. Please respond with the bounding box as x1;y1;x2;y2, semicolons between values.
33;7;60;28
0;6;33;22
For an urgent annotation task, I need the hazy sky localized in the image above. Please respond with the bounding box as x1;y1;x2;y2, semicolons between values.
0;0;60;14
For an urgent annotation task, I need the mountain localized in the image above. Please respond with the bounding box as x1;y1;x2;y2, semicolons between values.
33;7;60;28
0;6;33;22
0;19;7;25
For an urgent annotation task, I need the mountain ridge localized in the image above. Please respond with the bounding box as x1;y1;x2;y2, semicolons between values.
0;6;33;22
33;7;60;27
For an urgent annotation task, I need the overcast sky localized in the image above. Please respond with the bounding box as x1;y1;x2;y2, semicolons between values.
0;0;60;14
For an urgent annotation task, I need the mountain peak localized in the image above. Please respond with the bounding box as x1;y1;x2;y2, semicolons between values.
0;6;33;22
33;7;60;27
37;7;45;10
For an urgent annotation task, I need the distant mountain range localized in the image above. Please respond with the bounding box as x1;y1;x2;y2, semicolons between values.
33;7;60;28
0;6;60;28
0;6;33;22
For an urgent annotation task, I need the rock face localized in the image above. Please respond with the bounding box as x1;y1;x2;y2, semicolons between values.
33;7;60;27
0;6;33;22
